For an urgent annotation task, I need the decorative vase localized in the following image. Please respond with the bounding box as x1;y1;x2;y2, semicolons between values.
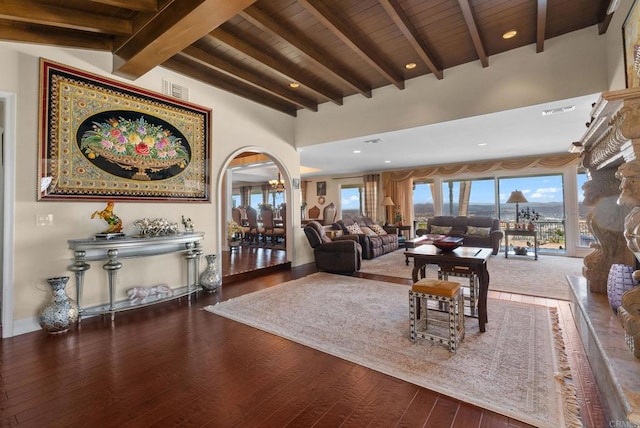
607;264;638;313
200;254;221;293
228;239;240;251
38;276;78;334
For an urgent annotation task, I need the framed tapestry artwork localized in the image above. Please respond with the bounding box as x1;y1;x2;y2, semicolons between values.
624;0;640;88
38;59;211;202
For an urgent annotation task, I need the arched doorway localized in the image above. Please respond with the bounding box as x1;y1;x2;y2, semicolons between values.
219;150;291;279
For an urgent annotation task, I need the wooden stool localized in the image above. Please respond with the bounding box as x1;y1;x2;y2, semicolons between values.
409;279;465;353
438;266;479;317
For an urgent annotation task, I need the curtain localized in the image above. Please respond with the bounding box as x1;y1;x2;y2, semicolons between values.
240;186;251;207
384;178;413;225
363;174;379;220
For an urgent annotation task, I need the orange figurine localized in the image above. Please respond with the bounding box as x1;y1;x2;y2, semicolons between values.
91;201;123;233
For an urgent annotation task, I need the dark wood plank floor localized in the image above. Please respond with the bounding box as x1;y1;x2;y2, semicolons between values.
0;248;606;427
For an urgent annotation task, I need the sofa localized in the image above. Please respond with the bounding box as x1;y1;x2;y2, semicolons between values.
417;216;503;255
303;221;362;273
334;216;399;259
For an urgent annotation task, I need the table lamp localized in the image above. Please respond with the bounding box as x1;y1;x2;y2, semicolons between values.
506;190;528;226
382;196;395;225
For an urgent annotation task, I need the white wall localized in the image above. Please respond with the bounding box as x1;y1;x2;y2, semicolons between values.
0;41;310;335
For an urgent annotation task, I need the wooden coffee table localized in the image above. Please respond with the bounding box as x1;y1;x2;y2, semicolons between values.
404;234;444;264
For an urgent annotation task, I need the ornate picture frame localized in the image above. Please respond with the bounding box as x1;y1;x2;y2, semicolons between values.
624;0;640;88
38;59;211;202
317;181;326;196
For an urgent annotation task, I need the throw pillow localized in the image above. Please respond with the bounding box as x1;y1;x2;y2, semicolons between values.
467;225;491;237
431;225;452;235
360;226;378;237
370;224;388;235
346;224;364;235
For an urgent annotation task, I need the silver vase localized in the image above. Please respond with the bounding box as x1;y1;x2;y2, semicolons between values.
200;254;221;293
38;276;79;334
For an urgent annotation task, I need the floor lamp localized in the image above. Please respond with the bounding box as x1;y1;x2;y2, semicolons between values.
506;190;528;226
382;196;395;225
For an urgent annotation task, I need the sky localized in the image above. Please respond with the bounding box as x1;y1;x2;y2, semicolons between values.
341;173;588;210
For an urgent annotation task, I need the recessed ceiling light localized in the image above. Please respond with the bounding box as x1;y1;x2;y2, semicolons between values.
289;82;300;88
478;143;488;147
405;62;417;70
353;150;361;154
384;160;391;163
502;30;517;39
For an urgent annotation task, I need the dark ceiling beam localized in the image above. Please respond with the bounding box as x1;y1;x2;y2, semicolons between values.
0;21;113;50
599;13;613;35
240;6;372;98
208;29;343;105
457;0;488;68
536;0;547;53
378;0;443;80
163;57;297;117
179;46;318;111
112;0;256;80
89;0;158;12
297;0;404;90
598;0;618;34
0;0;132;35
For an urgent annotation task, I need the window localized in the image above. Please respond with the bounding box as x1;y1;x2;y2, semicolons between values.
498;174;565;253
341;185;362;217
442;178;496;217
231;194;241;208
413;181;434;229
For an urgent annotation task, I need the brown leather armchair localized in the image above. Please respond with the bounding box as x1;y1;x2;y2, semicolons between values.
303;221;362;273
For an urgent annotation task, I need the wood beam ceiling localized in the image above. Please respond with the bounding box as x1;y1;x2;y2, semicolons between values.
112;0;256;80
536;0;547;53
458;0;488;68
89;0;159;13
240;5;372;98
297;0;405;90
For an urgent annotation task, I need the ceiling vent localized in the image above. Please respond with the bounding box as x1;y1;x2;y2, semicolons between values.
363;138;383;144
541;105;575;116
162;79;189;101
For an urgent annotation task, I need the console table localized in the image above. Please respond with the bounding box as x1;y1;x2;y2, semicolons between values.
504;228;538;260
68;233;204;321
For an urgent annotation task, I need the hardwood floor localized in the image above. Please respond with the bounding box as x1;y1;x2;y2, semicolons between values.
0;249;606;427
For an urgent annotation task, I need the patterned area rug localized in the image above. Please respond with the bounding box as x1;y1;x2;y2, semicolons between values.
205;273;581;428
359;250;584;300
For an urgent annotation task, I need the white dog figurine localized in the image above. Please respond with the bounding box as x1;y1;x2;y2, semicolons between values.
127;284;173;304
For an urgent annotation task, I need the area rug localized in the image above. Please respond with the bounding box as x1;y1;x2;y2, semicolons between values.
359;250;584;300
205;273;581;428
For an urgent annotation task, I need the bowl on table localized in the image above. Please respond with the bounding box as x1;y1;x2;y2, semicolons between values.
433;236;464;252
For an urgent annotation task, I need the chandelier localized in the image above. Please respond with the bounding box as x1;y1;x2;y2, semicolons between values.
269;171;285;193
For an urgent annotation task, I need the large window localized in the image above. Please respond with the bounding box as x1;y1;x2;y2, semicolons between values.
413;181;434;228
577;171;594;247
442;178;496;217
498;174;565;253
341;185;362;217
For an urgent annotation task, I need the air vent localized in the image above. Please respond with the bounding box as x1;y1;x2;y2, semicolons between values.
541;105;575;116
162;79;189;100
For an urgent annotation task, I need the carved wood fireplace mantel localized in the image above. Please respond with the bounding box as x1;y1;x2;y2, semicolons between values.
578;88;640;293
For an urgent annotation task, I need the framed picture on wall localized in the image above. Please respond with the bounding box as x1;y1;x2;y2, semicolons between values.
317;181;326;196
624;0;640;88
38;58;212;202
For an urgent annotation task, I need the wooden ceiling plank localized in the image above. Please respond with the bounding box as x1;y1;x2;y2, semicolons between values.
113;0;257;80
598;11;613;35
89;0;158;13
457;0;489;67
297;0;404;90
0;0;132;35
0;23;113;50
209;29;343;105
378;0;443;80
240;6;372;98
163;57;297;117
536;0;547;53
179;46;318;111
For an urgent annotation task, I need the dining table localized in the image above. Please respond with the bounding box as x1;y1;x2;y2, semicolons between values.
404;245;493;332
